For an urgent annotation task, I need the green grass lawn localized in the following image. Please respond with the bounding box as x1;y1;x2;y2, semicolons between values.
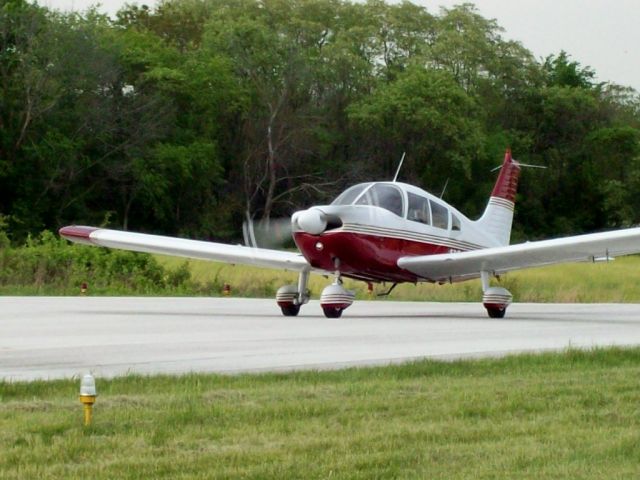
157;254;640;303
2;347;640;479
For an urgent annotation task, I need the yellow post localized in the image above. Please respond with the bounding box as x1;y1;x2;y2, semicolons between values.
80;396;96;426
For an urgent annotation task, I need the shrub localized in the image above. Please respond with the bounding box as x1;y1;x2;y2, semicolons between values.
0;231;194;295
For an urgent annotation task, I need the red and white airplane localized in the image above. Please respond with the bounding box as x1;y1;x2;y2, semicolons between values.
60;150;640;318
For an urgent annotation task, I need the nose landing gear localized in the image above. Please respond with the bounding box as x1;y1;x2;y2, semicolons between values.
320;267;355;318
320;282;355;318
276;257;356;318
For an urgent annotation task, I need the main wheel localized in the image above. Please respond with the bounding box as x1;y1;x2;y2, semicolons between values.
486;307;506;318
322;306;343;318
281;304;301;316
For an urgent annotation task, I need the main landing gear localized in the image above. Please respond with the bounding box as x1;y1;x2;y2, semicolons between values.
276;264;355;318
277;269;510;319
276;270;311;316
480;271;512;318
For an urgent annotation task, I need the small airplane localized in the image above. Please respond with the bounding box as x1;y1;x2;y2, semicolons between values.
60;150;640;318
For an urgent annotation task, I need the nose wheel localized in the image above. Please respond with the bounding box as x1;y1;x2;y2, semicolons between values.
320;268;355;318
280;303;301;317
485;305;506;318
322;306;344;318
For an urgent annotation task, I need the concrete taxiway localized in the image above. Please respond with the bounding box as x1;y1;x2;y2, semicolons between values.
3;296;640;381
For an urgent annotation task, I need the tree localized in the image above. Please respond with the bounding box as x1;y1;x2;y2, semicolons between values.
348;66;484;210
204;4;337;221
543;51;596;89
1;0;639;243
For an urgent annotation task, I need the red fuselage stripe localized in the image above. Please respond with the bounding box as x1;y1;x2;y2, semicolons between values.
294;230;478;283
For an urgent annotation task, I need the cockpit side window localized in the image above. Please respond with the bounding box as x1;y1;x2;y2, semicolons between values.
331;183;370;205
407;192;431;225
356;183;404;217
451;214;461;232
430;200;449;229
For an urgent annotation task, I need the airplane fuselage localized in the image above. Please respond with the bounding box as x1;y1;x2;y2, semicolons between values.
292;182;501;283
294;229;436;283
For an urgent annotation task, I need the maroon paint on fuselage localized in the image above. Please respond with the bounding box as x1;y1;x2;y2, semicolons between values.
294;231;452;283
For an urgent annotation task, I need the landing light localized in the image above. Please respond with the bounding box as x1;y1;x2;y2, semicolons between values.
79;373;97;426
315;242;324;251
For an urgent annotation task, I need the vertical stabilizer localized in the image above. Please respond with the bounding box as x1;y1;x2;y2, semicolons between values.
476;149;521;246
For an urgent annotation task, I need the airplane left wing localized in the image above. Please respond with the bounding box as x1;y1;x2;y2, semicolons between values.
59;226;312;272
397;227;640;281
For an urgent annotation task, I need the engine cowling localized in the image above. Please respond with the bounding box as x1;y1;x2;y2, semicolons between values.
295;208;328;235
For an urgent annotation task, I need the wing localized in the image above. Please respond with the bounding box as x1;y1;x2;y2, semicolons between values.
59;226;312;272
397;227;640;281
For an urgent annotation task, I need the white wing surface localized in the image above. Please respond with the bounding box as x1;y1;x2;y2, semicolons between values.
398;227;640;281
59;226;311;272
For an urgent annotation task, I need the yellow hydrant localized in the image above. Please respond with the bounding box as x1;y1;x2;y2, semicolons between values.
79;374;97;426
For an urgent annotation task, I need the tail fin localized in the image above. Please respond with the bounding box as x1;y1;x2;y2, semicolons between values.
475;149;521;246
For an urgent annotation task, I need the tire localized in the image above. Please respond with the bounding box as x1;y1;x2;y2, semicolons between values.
322;306;343;318
486;307;506;318
281;304;300;316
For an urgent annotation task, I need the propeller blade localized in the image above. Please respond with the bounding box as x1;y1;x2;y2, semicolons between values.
243;217;293;249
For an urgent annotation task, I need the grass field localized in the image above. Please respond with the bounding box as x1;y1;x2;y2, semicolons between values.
4;229;640;301
157;254;640;303
2;347;640;479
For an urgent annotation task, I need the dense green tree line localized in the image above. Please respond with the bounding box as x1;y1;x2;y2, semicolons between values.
1;0;639;243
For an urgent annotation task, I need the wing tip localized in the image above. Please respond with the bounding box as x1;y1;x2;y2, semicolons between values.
59;225;99;245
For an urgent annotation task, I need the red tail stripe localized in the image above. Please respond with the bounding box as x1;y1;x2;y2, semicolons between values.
491;150;521;203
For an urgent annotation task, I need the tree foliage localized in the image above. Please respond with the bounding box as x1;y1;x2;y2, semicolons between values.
1;0;639;243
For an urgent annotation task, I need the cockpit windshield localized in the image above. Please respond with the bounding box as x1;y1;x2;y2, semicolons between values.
332;183;404;216
331;183;371;206
356;184;404;216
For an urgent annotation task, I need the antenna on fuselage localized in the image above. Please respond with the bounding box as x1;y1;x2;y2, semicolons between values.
392;152;406;182
490;160;547;172
439;178;449;199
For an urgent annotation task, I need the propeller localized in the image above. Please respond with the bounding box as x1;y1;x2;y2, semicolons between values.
243;208;343;248
242;217;293;249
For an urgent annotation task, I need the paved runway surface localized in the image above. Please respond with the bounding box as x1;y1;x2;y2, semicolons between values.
3;297;640;381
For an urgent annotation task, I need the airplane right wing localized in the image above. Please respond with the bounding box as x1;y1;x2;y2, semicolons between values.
397;227;640;282
59;226;313;273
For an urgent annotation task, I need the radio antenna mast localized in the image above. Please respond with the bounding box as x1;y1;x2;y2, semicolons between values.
440;178;449;199
392;152;406;182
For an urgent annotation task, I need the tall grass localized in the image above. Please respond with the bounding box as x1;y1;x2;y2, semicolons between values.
1;347;640;479
0;231;196;295
3;230;640;302
158;255;640;303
